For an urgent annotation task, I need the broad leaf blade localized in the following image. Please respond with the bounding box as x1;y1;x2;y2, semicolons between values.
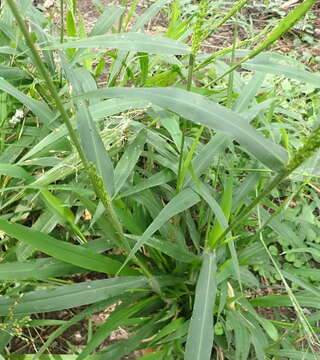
114;130;146;197
77;102;115;197
48;32;191;55
77;296;158;360
244;59;320;87
90;5;124;36
132;0;170;31
0;277;148;315
216;0;318;80
0;236;112;280
123;188;200;268
82;87;288;171
0;77;53;125
185;250;217;360
0;219;137;276
0;163;33;182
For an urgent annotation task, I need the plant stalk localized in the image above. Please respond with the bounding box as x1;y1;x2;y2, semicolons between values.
6;0;89;171
177;54;195;192
59;0;64;86
213;169;289;247
7;0;155;281
213;129;320;247
118;0;129;32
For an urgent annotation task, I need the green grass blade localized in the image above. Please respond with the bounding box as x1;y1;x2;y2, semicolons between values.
267;350;318;360
0;277;147;315
185;250;217;360
0;277;149;315
0;238;112;280
117;169;175;199
114;130;146;197
19;98;147;163
227;310;251;360
0;65;30;80
121;188;201;269
177;126;203;192
282;270;320;298
77;101;115;197
127;234;198;263
185;135;226;186
34;298;120;360
90;98;149;121
101;316;161;359
132;0;171;31
232;172;261;210
40;190;87;243
90;5;124;36
47;32;190;55
65;65;114;197
0;276;177;316
260;207;301;248
0;219;138;276
209;0;250;37
211;0;317;83
0;77;54;125
250;293;320;309
246;0;317;58
194;182;228;232
207;177;233;248
244;59;320;87
0;163;33;182
83;87;288;172
27;10;55;75
8;356;105;360
76;296;158;360
233;72;266;113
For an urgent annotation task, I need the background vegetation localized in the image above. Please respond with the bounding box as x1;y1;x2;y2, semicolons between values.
0;0;319;358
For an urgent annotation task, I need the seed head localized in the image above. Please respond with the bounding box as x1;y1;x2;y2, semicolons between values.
192;0;209;55
286;127;320;172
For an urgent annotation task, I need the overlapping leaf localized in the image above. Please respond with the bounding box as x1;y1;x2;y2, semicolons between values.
82;87;288;171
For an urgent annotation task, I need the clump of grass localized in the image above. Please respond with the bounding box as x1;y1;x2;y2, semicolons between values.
0;0;319;359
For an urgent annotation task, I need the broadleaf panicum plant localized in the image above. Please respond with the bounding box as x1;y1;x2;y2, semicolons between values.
0;0;319;358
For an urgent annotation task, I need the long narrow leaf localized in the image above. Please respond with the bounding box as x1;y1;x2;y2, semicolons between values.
185;250;217;360
0;77;53;125
132;0;170;31
114;130;146;197
19;98;147;163
77;102;115;197
82;87;288;171
244;59;320;88
0;237;112;280
122;188;201;269
77;296;158;360
0;277;148;315
0;219;137;276
213;0;317;81
47;32;190;55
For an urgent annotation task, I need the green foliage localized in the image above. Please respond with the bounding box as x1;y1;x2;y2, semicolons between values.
0;0;319;359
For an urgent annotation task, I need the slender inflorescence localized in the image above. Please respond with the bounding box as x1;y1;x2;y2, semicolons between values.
286;127;320;172
191;0;209;55
213;127;320;248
